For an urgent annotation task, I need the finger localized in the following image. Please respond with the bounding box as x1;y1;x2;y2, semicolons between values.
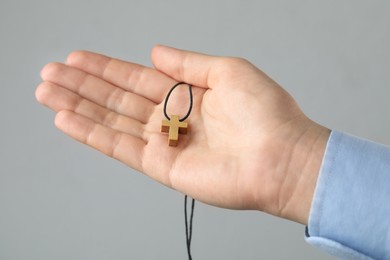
66;50;176;104
40;63;155;124
36;82;147;141
55;110;145;172
151;45;221;88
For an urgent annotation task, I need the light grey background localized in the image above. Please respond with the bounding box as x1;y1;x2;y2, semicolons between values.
1;1;389;259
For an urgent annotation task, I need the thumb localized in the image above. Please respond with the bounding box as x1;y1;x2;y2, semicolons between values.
151;45;220;88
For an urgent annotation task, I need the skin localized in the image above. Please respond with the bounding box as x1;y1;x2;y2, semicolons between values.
35;45;330;225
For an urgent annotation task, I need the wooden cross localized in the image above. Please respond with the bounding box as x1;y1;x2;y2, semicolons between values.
161;115;188;146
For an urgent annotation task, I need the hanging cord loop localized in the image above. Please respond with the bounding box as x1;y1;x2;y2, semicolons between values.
163;82;193;121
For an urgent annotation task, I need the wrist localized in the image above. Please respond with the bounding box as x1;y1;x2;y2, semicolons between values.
277;121;330;225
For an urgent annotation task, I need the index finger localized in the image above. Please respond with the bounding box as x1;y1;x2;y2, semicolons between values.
66;51;176;104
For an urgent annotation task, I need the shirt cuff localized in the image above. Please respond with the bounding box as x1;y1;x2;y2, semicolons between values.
305;130;390;260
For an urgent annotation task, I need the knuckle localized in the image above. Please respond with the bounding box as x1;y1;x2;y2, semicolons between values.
217;57;254;76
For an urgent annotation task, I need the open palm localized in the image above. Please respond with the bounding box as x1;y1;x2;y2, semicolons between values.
36;46;329;224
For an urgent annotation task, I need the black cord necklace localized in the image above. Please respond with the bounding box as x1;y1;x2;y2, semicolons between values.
163;82;193;122
161;82;196;260
184;195;195;260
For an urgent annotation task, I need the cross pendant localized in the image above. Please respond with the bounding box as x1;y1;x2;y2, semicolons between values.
161;115;188;146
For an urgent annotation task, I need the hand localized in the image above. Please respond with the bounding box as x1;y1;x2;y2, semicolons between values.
36;45;330;225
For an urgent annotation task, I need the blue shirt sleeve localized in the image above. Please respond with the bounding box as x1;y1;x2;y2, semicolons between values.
305;130;390;260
